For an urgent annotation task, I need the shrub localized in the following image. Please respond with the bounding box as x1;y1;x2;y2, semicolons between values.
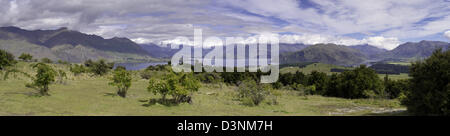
56;69;67;84
326;65;384;99
70;64;87;76
18;53;33;62
148;78;170;100
307;71;328;95
140;70;153;79
237;80;271;106
109;68;132;98
88;59;111;76
383;75;410;99
292;83;314;99
279;73;295;85
115;66;126;71
146;65;167;71
271;81;283;89
325;73;340;97
267;89;281;105
0;49;15;70
84;59;94;67
402;49;449;115
147;72;200;104
41;58;53;63
27;63;56;96
195;72;222;84
57;60;69;65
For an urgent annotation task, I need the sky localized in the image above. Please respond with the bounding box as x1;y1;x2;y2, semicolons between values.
0;0;449;50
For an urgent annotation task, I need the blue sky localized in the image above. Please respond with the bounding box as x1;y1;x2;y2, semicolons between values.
1;0;449;50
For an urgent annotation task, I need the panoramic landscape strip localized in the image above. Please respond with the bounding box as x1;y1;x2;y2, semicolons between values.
0;0;449;120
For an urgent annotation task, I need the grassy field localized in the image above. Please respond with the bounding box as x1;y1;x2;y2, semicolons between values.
0;62;406;116
280;63;351;75
387;62;412;66
378;73;410;80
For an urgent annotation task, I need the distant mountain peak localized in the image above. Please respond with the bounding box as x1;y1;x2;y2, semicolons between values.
377;40;449;60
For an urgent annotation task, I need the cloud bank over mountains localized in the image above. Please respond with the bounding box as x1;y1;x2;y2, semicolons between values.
0;0;449;50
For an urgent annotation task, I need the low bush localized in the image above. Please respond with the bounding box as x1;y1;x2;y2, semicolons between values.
18;53;33;62
147;71;201;104
70;64;87;76
237;80;272;106
109;68;132;98
26;63;56;96
41;58;53;63
0;49;16;70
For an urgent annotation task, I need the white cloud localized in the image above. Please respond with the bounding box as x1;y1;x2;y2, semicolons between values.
161;32;401;50
364;36;401;50
131;37;153;44
279;34;400;50
0;0;447;47
444;31;450;40
223;0;450;39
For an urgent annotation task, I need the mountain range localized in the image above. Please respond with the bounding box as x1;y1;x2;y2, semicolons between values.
281;43;367;66
0;26;449;65
280;41;449;66
378;40;449;60
0;26;157;62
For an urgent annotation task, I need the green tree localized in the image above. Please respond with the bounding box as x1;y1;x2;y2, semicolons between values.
384;75;410;99
307;71;329;95
109;68;132;98
293;71;307;85
325;73;340;96
0;49;15;70
148;78;170;100
27;63;56;96
331;65;383;98
403;49;449;115
18;53;33;62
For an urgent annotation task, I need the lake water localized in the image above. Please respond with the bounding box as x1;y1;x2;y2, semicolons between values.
114;62;168;71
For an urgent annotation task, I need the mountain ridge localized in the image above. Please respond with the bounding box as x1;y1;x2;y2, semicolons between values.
0;26;148;55
281;43;367;66
1;26;449;65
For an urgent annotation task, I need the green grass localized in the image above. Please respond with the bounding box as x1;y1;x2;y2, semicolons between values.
280;63;351;75
0;62;406;116
378;73;410;80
